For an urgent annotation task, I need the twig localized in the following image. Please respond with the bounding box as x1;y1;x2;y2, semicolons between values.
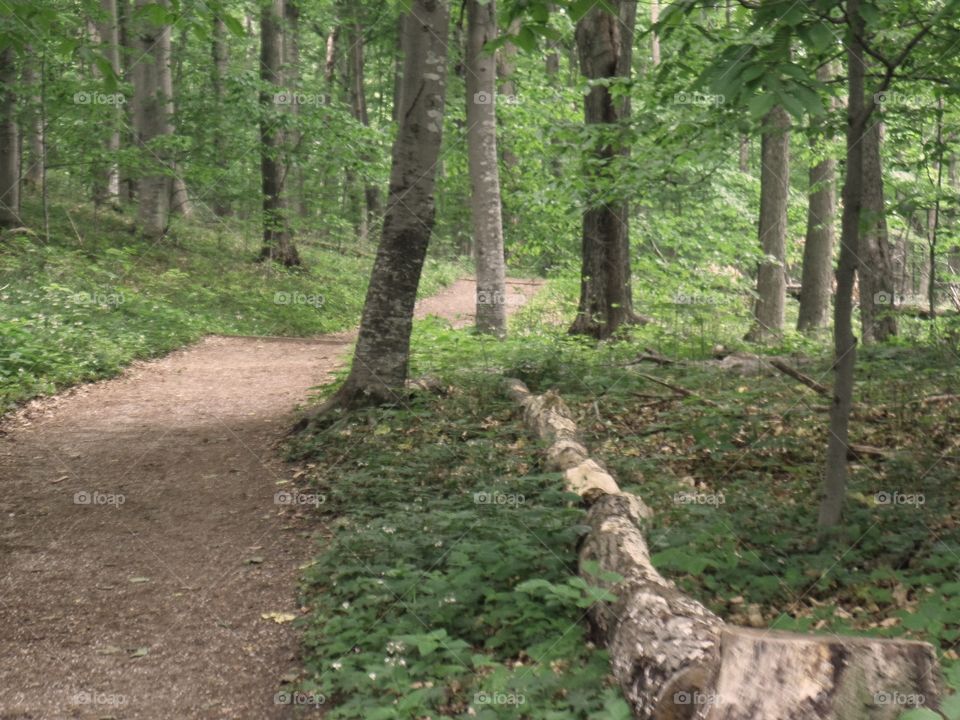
633;372;718;407
768;359;830;397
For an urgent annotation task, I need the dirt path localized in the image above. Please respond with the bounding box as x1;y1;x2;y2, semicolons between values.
0;278;540;720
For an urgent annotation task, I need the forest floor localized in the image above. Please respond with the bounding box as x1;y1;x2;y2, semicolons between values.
0;278;542;720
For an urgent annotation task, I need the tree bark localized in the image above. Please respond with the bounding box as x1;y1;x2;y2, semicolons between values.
745;105;790;342
0;45;19;228
117;0;136;203
569;1;641;339
798;64;837;333
466;0;507;337
738;135;750;173
131;0;173;239
315;0;449;409
259;0;300;265
858;120;897;342
506;379;943;719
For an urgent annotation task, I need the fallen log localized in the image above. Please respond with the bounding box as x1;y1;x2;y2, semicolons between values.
504;378;944;720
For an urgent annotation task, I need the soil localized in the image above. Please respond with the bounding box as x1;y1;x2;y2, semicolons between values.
0;278;541;720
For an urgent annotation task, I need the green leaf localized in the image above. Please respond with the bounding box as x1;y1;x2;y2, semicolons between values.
747;93;777;119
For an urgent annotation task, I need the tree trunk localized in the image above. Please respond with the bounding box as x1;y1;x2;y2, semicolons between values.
819;0;866;531
20;47;43;191
798;64;836;332
347;19;382;235
131;0;173;239
284;0;306;219
391;14;404;123
0;45;20;228
738;135;750;173
168;27;192;217
93;0;122;209
858;120;897;342
745;105;790;342
117;0;136;203
650;0;660;66
259;0;300;265
466;0;507;337
211;15;230;216
569;1;641;339
506;379;944;719
315;0;449;409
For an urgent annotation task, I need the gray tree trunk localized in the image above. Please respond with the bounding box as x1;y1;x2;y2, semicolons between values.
569;0;641;339
797;64;837;333
131;0;173;238
746;105;790;342
466;0;507;337
858;120;897;342
738;135;750;173
93;0;122;208
320;0;449;408
259;0;300;265
0;45;19;228
650;0;660;66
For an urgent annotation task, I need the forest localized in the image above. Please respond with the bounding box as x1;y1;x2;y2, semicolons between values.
0;0;959;718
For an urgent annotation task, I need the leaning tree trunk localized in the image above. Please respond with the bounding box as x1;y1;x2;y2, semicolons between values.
0;45;19;229
131;0;173;239
746;105;790;342
259;0;300;266
858;119;897;342
569;0;641;339
308;0;449;412
797;65;837;333
466;0;507;337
